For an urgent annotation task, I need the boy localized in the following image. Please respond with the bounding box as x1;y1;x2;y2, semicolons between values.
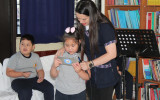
6;34;54;100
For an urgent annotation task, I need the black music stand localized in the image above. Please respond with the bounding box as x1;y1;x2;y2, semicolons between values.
116;29;160;100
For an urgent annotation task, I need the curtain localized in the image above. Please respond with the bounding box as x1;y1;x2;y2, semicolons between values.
20;0;74;43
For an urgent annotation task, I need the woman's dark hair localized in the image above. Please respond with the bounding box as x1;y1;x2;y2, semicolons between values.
20;34;35;45
75;0;115;59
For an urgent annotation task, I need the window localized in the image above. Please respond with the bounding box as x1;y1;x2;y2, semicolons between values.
17;0;20;35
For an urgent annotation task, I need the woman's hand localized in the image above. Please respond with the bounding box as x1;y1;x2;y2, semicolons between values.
56;47;65;56
80;61;90;70
72;62;82;73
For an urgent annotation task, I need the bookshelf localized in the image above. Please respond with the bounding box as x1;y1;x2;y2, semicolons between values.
105;0;160;31
138;58;160;99
138;58;160;85
105;0;160;99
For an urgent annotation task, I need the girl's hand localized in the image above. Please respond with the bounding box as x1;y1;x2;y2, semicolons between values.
72;62;82;73
53;55;62;68
80;61;90;70
56;47;65;56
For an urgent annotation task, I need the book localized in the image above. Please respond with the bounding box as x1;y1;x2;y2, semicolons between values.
124;0;128;5
153;60;160;81
110;9;117;28
129;10;139;29
128;57;136;77
144;81;158;100
148;0;155;5
117;10;127;28
146;12;152;29
140;86;145;100
151;12;155;32
157;88;160;100
149;88;155;100
115;9;120;28
142;59;152;80
154;89;159;100
125;10;132;29
108;10;111;21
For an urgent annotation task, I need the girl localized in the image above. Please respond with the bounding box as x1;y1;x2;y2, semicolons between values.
50;27;90;100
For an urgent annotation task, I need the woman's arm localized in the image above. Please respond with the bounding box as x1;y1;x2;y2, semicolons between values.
81;43;117;69
93;43;117;66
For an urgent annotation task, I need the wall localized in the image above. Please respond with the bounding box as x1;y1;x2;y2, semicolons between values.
16;37;63;52
0;0;16;63
101;0;105;14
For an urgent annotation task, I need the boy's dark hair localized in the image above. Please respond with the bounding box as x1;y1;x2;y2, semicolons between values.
20;34;35;45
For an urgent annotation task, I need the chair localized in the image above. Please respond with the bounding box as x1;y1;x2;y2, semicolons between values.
0;58;19;100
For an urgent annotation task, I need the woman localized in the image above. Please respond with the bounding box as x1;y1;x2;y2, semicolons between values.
57;0;119;100
75;0;119;100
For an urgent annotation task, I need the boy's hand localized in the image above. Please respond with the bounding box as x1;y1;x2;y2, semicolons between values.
37;76;44;83
72;62;82;73
22;72;31;78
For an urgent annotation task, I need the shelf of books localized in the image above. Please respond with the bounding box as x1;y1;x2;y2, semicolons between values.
105;0;160;99
139;58;160;85
138;58;160;100
105;0;141;29
105;0;160;32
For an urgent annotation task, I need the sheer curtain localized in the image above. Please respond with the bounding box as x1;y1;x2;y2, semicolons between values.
20;0;74;43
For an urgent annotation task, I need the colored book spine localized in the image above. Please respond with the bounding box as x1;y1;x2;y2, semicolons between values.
147;12;152;29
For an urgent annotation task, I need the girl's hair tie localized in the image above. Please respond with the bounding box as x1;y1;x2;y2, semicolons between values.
65;27;75;33
70;27;75;33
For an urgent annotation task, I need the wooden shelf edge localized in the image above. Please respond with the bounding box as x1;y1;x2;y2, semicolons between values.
105;5;140;7
146;5;160;7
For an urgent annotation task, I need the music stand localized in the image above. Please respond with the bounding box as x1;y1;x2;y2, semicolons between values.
116;29;160;100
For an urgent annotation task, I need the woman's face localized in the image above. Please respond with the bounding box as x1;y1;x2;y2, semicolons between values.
76;13;89;26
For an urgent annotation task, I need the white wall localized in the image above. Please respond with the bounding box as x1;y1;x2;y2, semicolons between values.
101;0;105;14
16;37;63;52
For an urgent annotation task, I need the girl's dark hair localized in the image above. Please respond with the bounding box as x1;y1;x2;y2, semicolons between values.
62;27;82;54
20;34;35;45
75;0;115;59
62;27;80;43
